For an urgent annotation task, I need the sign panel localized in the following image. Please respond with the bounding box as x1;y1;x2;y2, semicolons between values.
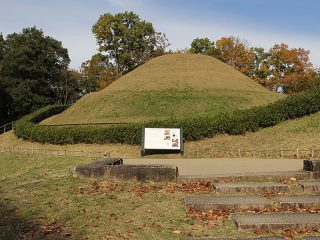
141;128;183;155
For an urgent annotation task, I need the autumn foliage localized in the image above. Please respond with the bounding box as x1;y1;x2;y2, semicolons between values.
191;36;317;93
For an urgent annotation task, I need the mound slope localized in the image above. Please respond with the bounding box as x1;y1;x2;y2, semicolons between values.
44;54;283;124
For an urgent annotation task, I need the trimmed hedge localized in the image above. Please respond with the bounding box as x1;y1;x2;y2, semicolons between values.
13;86;320;145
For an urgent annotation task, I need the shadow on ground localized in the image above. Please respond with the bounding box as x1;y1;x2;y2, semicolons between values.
0;199;69;240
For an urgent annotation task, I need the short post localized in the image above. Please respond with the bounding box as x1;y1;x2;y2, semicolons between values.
280;150;283;158
311;148;314;158
296;148;299;159
238;148;241;158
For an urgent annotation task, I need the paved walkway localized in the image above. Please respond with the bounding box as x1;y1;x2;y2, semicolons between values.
125;158;304;175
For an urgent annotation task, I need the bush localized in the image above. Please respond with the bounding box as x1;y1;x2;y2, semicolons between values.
13;87;320;145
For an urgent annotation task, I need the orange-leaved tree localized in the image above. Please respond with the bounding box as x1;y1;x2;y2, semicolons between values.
215;36;255;77
266;43;314;92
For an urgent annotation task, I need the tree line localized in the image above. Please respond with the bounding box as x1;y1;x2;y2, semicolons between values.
189;36;320;93
1;11;319;125
0;12;168;124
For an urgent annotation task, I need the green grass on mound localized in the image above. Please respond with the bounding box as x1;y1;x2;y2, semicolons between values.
44;90;281;124
43;54;282;124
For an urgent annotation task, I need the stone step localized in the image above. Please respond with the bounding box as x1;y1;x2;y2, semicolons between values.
274;195;320;208
183;236;319;240
298;181;320;192
183;237;286;240
232;212;320;232
185;195;273;210
212;182;289;193
178;171;312;183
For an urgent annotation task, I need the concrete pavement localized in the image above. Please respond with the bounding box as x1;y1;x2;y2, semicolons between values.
124;158;304;175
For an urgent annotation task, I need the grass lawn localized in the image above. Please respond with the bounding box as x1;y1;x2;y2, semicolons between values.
0;153;232;240
1;153;320;239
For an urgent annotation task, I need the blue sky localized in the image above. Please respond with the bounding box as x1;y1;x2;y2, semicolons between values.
0;0;319;69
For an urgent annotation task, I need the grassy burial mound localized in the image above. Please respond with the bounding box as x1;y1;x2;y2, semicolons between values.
43;53;282;125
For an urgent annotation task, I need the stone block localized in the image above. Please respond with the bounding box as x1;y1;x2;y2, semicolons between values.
107;164;178;182
273;195;320;208
93;157;123;166
73;157;123;178
73;160;178;182
212;182;289;193
183;237;285;240
232;212;320;232
304;160;320;179
185;195;273;210
178;171;312;183
298;181;320;192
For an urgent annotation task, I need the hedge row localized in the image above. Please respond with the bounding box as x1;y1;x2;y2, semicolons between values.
13;86;320;145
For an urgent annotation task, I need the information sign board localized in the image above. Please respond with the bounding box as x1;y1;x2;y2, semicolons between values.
141;128;184;155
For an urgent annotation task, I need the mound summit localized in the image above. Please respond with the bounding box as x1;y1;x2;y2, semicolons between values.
44;54;283;124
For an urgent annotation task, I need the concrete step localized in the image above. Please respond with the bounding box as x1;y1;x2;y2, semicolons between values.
232;212;320;232
183;237;286;240
212;182;289;193
185;195;273;210
274;195;320;208
178;171;312;183
183;236;320;240
298;181;320;192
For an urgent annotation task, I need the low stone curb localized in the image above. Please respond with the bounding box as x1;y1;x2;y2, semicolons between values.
182;236;320;240
73;158;178;182
274;195;320;208
212;182;289;193
298;180;320;192
185;195;273;210
178;171;312;183
232;212;320;232
182;237;286;240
